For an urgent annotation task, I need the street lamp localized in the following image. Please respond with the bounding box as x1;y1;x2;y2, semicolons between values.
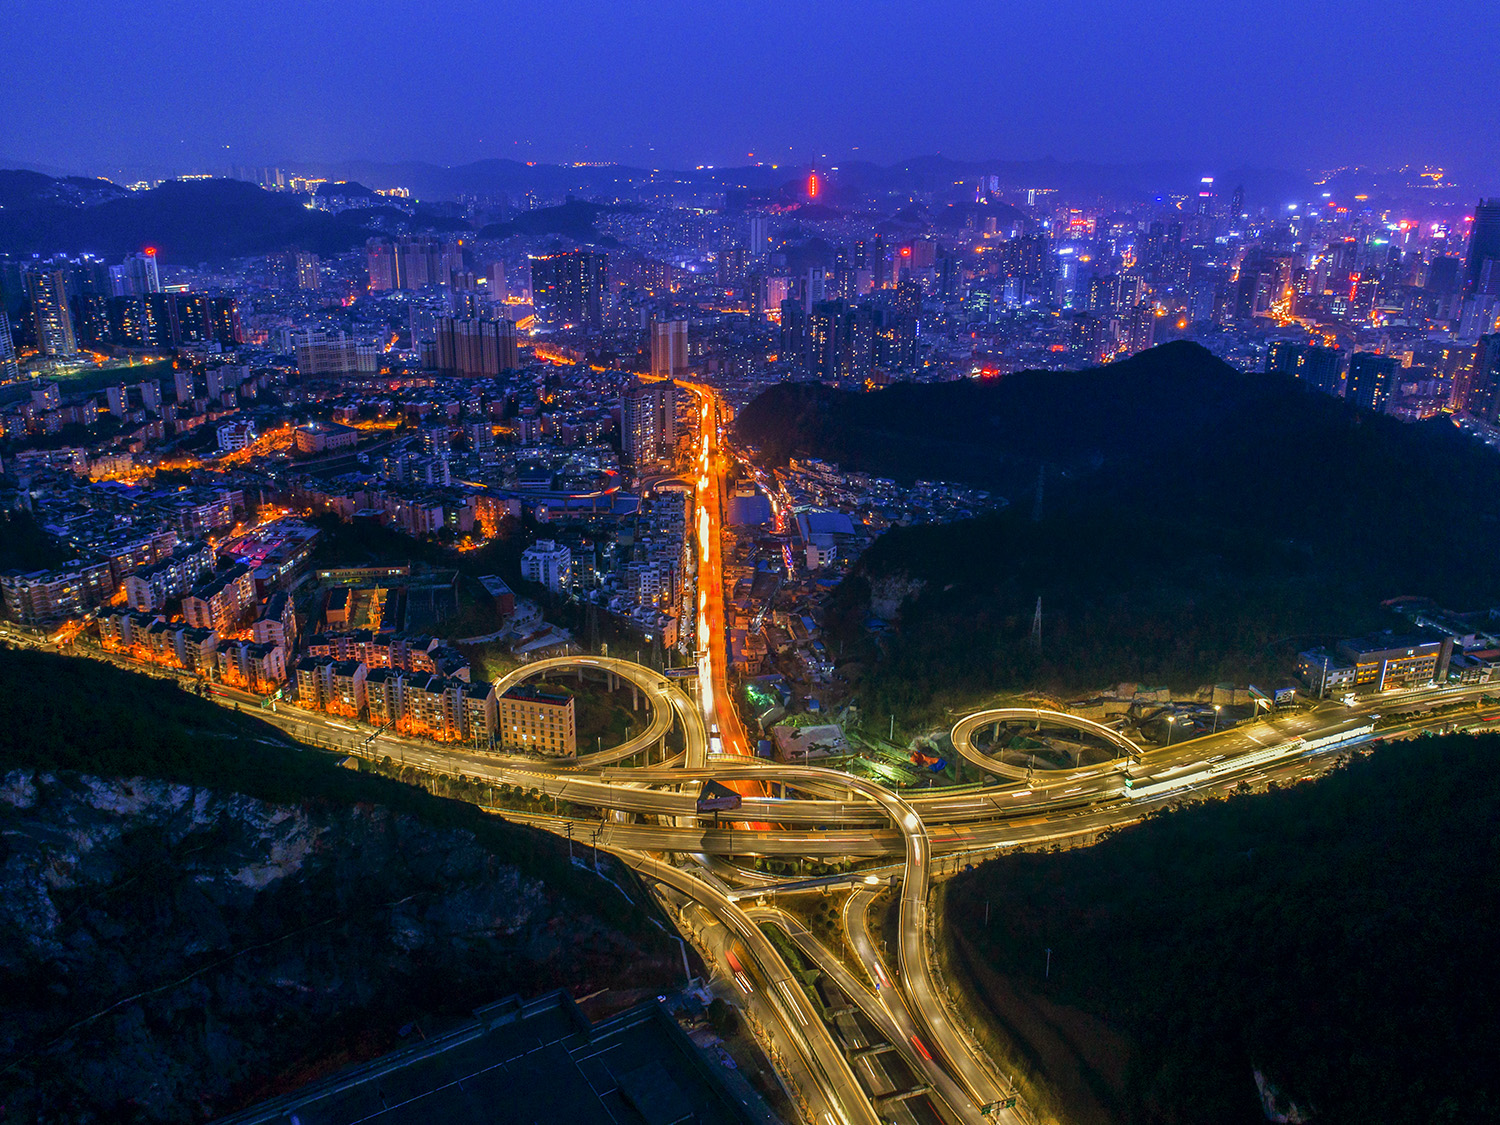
1212;704;1221;734
1165;715;1177;746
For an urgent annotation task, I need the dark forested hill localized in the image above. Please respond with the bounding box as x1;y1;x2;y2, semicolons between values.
0;646;678;1121
740;344;1500;716
735;341;1275;496
944;733;1500;1125
0;175;403;259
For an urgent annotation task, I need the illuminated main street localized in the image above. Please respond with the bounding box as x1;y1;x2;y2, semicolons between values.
21;384;1500;1125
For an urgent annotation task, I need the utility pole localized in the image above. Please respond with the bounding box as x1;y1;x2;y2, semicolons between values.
565;820;574;864
1031;597;1042;648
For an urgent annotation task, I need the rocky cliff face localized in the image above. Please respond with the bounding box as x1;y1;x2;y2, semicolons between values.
0;770;674;1122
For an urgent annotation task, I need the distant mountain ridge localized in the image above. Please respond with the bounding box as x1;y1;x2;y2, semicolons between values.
0;177;403;260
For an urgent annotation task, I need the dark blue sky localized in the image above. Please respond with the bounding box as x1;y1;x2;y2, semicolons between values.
7;0;1496;178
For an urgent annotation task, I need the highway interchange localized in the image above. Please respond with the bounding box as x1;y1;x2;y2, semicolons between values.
15;380;1500;1125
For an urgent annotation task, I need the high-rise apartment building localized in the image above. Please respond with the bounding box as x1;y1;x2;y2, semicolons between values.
367;237;462;291
0;311;18;380
1464;199;1500;295
520;539;573;592
531;251;607;332
25;269;77;356
650;318;688;377
295;331;379;376
109;251;161;297
367;239;396;292
621;378;677;465
295;252;321;291
485;260;506;297
433;317;518;377
1461;335;1500;423
1346;352;1399;412
1267;341;1343;396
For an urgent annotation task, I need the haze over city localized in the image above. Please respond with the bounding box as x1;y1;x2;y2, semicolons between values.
5;0;1499;182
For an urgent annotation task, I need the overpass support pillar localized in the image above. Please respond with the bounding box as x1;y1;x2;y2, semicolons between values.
633;685;639;711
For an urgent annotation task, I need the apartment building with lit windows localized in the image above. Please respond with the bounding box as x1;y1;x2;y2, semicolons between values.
182;564;256;634
2;559;115;626
123;540;213;612
498;683;576;756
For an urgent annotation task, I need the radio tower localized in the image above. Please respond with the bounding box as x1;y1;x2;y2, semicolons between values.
1031;597;1042;648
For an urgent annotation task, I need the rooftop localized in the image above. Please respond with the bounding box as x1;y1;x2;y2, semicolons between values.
501;682;574;706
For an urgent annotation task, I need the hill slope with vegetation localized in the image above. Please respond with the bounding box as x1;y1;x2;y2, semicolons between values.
0;645;677;1122
735;343;1500;718
943;733;1500;1125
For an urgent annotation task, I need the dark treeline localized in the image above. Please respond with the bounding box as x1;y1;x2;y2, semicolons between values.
945;733;1500;1124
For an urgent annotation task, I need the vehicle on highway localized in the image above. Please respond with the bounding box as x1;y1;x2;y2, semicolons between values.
724;947;753;994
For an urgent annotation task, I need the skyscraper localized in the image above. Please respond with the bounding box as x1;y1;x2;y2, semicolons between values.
1464;200;1500;295
650;319;688;378
24;269;77;357
531;251;607;332
621;378;677;465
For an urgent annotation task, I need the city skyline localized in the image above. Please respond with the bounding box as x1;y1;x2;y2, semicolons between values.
5;0;1498;181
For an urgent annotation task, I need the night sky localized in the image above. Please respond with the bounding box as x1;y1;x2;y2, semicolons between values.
6;0;1496;178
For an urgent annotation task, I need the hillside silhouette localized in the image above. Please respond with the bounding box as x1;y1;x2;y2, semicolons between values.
736;344;1500;715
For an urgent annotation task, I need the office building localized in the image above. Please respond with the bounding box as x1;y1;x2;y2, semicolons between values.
294;422;359;453
1464;199;1500;295
520;539;572;592
621;378;677;465
531;250;607;332
650;318;689;377
25;269;77;356
498;682;577;756
1337;634;1453;692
